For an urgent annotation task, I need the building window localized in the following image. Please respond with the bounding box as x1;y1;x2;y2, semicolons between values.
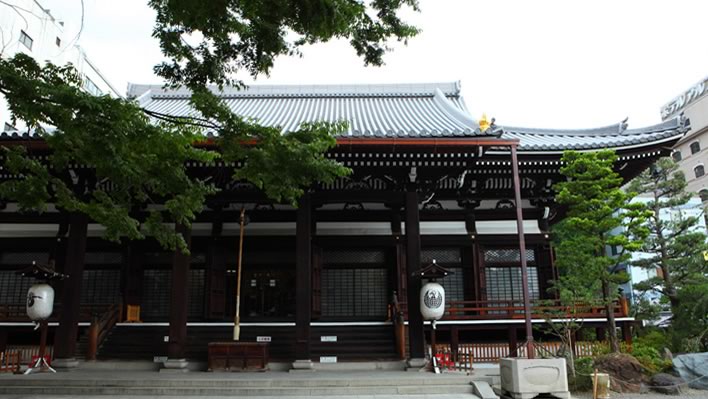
672;151;682;162
691;142;701;154
19;30;33;50
55;37;61;47
694;165;705;178
83;76;102;96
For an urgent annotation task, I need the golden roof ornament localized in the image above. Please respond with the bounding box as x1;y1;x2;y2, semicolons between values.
479;113;491;132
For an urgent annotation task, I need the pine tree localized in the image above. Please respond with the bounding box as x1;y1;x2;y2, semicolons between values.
554;150;649;352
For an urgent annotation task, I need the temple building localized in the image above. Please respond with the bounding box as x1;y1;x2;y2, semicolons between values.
0;82;688;369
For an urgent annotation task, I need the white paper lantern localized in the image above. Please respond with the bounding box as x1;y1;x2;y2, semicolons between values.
420;282;445;321
26;284;54;321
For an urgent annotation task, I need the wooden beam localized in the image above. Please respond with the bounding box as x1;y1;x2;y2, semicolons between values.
295;194;312;361
53;213;88;362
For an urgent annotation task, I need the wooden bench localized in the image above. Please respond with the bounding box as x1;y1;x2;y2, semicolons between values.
208;342;268;371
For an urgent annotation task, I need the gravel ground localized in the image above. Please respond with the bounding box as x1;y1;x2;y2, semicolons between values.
572;389;708;398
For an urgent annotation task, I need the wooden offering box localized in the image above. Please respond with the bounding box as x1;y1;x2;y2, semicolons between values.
208;342;269;371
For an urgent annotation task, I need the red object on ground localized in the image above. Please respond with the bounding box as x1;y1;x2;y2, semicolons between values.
28;355;51;368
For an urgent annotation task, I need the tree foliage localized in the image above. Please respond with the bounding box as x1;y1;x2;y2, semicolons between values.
627;157;708;352
0;0;419;250
553;150;650;352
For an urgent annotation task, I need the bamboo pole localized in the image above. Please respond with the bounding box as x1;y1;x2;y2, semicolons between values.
233;208;246;341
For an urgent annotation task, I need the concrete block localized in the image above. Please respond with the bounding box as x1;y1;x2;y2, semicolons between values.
471;380;499;399
160;358;189;373
500;358;570;399
290;359;314;372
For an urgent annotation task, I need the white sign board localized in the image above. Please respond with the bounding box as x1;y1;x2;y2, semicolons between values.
320;336;337;342
256;336;272;342
319;356;337;363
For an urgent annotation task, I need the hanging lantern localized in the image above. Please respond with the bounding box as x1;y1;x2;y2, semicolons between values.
26;284;55;321
420;281;445;321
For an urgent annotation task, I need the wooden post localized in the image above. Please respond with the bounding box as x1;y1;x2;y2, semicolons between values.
621;322;632;349
86;318;98;361
167;223;191;361
53;213;88;364
294;194;312;364
450;327;459;363
405;189;425;360
233;208;246;341
508;327;518;357
511;144;535;359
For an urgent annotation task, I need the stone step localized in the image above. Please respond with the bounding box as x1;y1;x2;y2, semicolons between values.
0;376;473;387
0;384;475;396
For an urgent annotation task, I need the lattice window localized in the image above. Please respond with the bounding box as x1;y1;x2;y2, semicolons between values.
0;271;33;304
321;268;388;318
141;270;171;321
322;250;386;265
188;269;205;320
81;270;121;304
421;248;461;264
439;267;464;303
141;269;206;321
485;267;540;302
484;249;535;264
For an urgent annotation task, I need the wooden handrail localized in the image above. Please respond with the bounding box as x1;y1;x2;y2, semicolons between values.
86;304;121;361
395;298;627;321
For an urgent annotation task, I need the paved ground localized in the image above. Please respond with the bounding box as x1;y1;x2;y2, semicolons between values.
572;390;708;398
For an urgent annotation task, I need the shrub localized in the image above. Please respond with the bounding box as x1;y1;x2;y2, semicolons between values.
569;357;594;392
630;343;672;374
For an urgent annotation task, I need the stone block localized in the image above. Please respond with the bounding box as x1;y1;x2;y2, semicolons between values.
500;357;570;399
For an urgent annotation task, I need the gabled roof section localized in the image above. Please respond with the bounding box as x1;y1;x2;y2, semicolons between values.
128;82;490;137
501;117;687;152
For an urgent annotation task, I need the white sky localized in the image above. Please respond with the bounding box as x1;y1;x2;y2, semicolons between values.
42;0;708;129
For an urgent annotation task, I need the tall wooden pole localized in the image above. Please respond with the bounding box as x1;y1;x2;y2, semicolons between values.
511;144;535;358
233;207;245;341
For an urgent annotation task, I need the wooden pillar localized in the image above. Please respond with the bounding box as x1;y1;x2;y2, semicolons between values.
508;327;518;357
450;327;459;362
294;194;312;365
621;322;632;348
391;206;406;302
511;144;535;359
53;213;88;364
205;236;227;320
166;224;191;362
462;209;477;301
405;189;425;360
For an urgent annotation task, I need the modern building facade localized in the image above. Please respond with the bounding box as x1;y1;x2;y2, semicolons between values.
662;75;708;198
0;0;120;131
0;82;688;368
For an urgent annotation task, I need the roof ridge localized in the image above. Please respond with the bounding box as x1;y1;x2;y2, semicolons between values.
127;82;462;99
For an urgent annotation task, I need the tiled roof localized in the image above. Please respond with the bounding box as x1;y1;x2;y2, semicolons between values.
2;82;687;153
501;118;687;152
128;82;489;138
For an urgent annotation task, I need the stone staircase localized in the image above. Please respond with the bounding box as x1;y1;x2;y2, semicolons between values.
0;371;483;397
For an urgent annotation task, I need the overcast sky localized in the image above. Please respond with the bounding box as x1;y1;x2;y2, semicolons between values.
42;0;708;129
